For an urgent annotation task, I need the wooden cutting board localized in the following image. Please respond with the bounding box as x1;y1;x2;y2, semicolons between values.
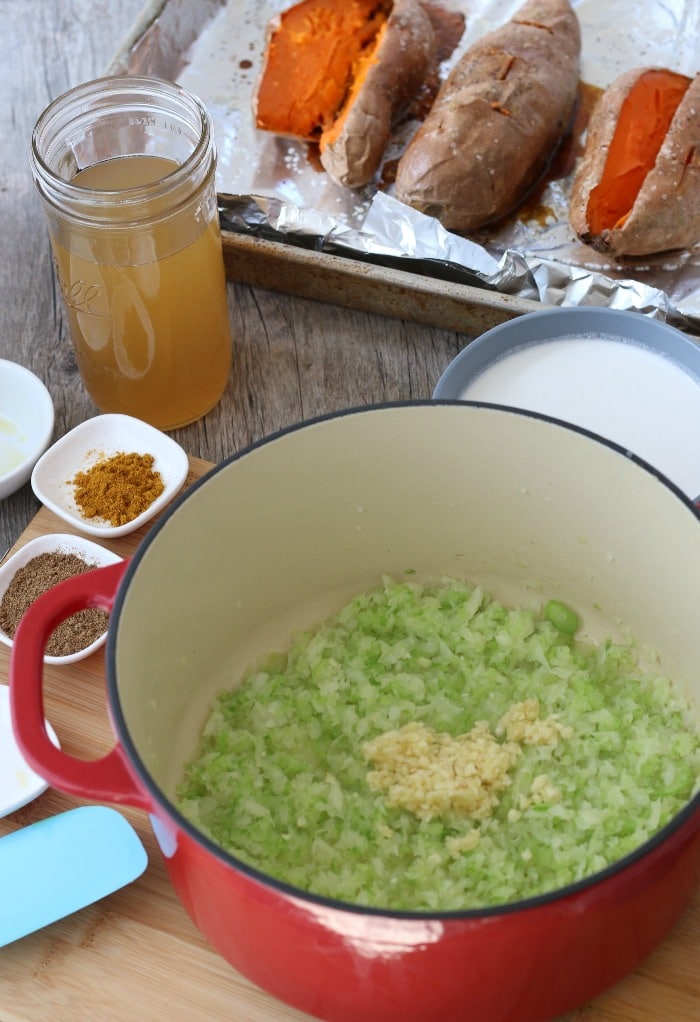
0;455;698;1022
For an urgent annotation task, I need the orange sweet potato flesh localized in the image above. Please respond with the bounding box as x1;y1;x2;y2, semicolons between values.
318;0;435;188
255;0;391;140
320;26;389;151
586;69;690;235
570;67;700;255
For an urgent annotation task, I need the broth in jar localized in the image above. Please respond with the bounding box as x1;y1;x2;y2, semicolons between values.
52;156;232;430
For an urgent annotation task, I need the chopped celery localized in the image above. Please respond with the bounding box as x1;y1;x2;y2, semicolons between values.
544;599;580;635
177;577;700;911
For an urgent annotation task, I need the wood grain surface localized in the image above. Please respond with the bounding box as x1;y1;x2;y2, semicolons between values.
2;2;699;1019
0;457;699;1022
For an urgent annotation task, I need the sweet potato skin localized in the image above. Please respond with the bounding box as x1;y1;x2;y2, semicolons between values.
394;0;581;232
319;0;435;189
570;69;700;257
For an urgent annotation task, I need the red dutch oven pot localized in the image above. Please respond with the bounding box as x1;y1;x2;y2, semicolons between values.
10;403;700;1022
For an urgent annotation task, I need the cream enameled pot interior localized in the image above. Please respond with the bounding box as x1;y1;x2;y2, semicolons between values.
111;404;700;803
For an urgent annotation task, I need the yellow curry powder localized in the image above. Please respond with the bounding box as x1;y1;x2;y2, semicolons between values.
72;450;165;526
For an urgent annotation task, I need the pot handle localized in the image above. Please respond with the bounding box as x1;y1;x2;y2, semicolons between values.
10;559;152;812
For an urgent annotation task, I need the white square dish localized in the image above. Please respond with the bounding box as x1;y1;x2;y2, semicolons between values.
0;533;123;665
31;414;190;538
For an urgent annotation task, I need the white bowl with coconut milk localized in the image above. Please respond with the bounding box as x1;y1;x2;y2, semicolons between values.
433;309;700;501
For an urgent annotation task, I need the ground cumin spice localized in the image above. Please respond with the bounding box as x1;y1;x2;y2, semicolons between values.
0;551;109;657
72;450;165;527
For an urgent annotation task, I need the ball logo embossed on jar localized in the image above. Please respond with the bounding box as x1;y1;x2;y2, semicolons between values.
61;279;104;317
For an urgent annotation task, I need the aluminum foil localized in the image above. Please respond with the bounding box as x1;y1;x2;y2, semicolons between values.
111;0;700;332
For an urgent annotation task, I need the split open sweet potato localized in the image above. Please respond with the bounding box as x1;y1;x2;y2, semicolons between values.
394;0;581;232
569;68;700;256
319;0;435;188
254;0;434;189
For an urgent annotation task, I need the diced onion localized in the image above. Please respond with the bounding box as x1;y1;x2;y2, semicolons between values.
177;577;700;911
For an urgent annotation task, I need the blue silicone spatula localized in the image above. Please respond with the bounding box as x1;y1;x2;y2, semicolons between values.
0;805;148;947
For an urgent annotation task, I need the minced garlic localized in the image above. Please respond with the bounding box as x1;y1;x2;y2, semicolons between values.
530;773;562;804
362;702;571;829
496;699;573;745
446;830;482;855
362;720;520;822
509;774;563;821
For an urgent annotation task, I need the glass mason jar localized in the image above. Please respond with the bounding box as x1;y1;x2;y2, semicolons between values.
30;75;233;431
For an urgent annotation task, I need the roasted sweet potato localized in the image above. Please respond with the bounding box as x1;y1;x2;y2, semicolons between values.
569;68;700;256
254;0;434;189
394;0;581;232
255;0;390;141
319;0;435;188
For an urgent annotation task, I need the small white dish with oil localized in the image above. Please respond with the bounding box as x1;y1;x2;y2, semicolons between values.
0;684;60;816
0;360;54;500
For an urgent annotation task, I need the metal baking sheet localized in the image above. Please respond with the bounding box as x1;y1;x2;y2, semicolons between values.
109;0;700;334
